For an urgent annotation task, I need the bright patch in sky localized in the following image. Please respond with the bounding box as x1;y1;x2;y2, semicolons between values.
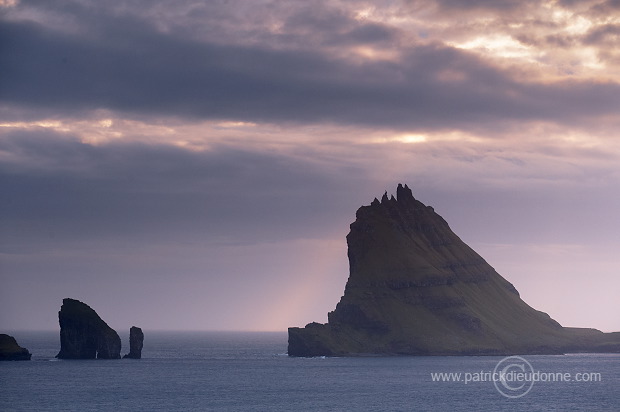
451;35;533;59
396;134;427;144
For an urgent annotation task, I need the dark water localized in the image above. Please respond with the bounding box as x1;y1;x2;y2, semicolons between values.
2;331;619;411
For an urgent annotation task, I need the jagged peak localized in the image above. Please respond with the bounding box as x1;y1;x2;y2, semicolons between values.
381;191;389;204
396;183;414;202
372;184;415;207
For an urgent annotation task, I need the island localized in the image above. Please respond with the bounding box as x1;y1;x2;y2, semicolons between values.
123;326;144;359
0;334;32;361
56;298;122;359
288;184;620;356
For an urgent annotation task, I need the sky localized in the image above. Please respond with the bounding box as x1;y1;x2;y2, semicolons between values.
1;0;620;333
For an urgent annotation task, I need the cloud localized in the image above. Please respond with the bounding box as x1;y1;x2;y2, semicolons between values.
431;0;542;12
0;129;374;254
2;0;620;135
4;122;619;253
584;23;620;44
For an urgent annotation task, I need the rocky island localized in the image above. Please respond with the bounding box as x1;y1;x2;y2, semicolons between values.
288;184;620;356
56;298;122;359
123;326;144;359
0;334;32;361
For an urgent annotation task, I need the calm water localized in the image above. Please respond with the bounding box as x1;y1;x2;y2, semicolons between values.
1;331;619;411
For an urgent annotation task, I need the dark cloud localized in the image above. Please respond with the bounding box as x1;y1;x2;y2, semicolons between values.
569;0;620;16
1;0;619;134
345;23;396;43
0;129;370;252
584;23;620;44
279;4;399;46
3;128;617;254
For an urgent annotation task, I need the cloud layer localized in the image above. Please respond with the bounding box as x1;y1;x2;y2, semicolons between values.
2;0;620;133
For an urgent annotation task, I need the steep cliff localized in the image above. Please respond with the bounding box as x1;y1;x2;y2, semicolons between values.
0;334;32;361
56;298;121;359
288;184;620;356
123;326;144;359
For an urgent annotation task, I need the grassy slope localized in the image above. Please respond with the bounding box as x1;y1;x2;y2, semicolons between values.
289;186;620;356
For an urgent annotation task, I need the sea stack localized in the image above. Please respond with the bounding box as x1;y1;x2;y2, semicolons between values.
288;184;620;356
56;298;121;359
0;334;32;361
123;326;144;359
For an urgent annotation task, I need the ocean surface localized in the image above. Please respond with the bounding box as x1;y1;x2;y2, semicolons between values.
1;331;619;411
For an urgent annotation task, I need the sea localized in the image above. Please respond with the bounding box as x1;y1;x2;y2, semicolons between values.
1;331;619;411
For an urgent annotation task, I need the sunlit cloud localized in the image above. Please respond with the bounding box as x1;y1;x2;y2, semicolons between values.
216;121;258;129
0;0;18;7
450;34;535;59
398;134;427;143
0;120;66;129
563;14;594;36
350;45;400;61
372;133;428;144
354;6;375;21
99;119;113;128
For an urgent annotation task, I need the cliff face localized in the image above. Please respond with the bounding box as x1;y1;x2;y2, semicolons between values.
56;298;121;359
123;326;144;359
0;334;32;361
288;184;620;356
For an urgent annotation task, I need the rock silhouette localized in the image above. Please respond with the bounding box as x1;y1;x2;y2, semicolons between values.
0;334;32;361
288;184;620;356
56;298;121;359
123;326;144;359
